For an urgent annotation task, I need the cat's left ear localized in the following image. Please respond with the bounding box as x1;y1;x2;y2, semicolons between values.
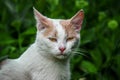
70;9;84;32
33;7;49;31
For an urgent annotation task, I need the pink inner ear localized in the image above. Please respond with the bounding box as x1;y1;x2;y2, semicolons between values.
71;10;84;32
73;18;83;25
34;8;50;31
71;18;83;32
76;25;81;30
74;25;82;32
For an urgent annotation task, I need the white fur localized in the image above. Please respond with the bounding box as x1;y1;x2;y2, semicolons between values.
0;59;30;80
0;7;82;79
0;19;78;80
17;43;71;80
16;19;74;79
51;19;69;58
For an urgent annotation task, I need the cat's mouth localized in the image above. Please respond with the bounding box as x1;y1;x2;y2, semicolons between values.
56;53;67;56
56;55;67;59
55;52;70;59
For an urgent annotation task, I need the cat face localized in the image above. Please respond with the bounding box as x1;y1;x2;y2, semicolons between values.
34;8;84;59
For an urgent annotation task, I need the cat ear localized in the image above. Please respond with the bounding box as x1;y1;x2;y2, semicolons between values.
70;9;84;32
33;7;48;31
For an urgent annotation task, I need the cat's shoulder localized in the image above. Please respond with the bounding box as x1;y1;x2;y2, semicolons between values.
0;59;31;80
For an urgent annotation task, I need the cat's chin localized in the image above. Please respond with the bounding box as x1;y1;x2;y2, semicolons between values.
55;53;70;59
55;55;67;59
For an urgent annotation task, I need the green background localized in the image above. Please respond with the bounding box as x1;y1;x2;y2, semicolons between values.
0;0;120;80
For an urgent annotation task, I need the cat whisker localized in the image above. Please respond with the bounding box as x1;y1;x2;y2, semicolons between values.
70;49;88;57
72;52;87;57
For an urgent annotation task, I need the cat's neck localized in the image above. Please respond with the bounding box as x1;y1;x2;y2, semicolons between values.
17;42;70;69
16;43;70;80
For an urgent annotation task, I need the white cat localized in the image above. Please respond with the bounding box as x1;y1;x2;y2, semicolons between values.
0;7;84;80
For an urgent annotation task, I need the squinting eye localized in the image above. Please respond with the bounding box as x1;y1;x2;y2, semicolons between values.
66;37;74;42
48;37;57;42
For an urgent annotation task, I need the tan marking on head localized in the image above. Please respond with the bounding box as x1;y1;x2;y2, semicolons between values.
33;8;58;37
53;30;58;38
42;20;54;36
60;20;77;38
43;20;58;37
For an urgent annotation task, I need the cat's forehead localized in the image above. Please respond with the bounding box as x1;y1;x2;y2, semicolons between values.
43;19;76;38
51;19;66;39
53;19;76;37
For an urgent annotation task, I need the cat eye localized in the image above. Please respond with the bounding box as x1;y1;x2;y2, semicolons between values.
48;37;57;42
66;37;74;42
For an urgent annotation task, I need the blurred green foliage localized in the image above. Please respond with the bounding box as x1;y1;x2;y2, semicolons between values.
0;0;120;80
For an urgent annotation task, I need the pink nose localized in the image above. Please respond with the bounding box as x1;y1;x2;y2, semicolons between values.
59;47;66;53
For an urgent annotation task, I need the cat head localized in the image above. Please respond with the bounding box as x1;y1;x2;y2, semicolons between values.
33;8;84;59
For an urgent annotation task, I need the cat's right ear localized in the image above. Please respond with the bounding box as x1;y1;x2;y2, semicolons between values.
70;9;84;32
33;7;48;31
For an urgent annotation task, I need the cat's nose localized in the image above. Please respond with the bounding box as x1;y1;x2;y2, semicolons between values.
59;47;66;53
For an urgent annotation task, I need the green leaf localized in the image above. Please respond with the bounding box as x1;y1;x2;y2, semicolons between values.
75;0;89;8
11;19;22;30
107;20;118;30
0;33;16;45
22;27;36;36
90;50;102;68
80;61;97;74
98;11;106;21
